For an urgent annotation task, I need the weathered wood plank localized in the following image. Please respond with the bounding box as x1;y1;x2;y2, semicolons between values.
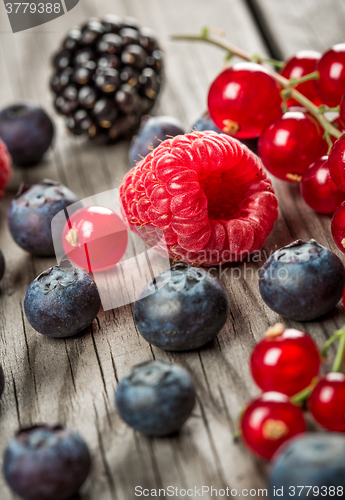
253;0;345;55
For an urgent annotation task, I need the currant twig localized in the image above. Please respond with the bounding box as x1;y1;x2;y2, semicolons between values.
322;331;343;357
172;30;342;141
331;325;345;373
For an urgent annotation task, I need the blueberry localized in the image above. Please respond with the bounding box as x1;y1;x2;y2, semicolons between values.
269;433;345;499
134;264;229;351
0;249;5;282
191;112;258;155
259;239;345;321
129;115;184;166
0;104;55;167
3;424;91;500
192;112;222;134
8;179;79;256
115;360;196;436
24;261;101;338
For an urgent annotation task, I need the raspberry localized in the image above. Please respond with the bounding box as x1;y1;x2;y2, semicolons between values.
0;138;12;200
119;131;278;266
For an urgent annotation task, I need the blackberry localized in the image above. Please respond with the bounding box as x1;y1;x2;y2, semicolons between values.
50;16;164;142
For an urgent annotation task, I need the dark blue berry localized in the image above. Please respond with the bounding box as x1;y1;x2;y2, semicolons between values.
191;112;258;155
129;115;184;165
192;113;222;133
24;261;101;338
259;239;345;321
269;433;345;499
0;249;5;282
0;104;55;167
8;179;79;257
115;360;196;436
3;424;91;500
134;264;229;351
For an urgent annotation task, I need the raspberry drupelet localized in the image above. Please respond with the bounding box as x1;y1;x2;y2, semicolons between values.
120;131;279;266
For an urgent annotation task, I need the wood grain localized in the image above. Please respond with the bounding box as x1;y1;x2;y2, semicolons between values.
0;1;344;499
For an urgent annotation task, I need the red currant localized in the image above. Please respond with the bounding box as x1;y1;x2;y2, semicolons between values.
339;93;345;129
309;373;345;431
208;62;282;139
329;134;345;191
250;324;321;397
240;392;306;460
300;156;345;214
315;44;345;107
62;205;128;272
331;116;345;140
258;109;328;182
280;50;322;107
331;200;345;253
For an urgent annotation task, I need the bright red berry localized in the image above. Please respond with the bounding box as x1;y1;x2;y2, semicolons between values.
300;156;345;214
62;205;128;272
0;138;12;200
280;50;322;107
250;324;321;397
258;109;328;182
339;93;345;129
329;134;345;191
120;131;279;266
241;392;306;460
331;200;345;253
208;62;282;139
315;44;345;107
309;373;345;432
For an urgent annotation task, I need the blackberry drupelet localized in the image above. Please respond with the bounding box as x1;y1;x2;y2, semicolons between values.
50;16;164;141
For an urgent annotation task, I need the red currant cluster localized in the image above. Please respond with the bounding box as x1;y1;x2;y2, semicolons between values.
239;323;345;460
202;39;345;254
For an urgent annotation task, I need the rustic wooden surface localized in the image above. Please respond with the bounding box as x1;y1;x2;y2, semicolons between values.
0;1;345;499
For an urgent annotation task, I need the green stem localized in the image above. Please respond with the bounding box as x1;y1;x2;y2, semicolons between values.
322;332;342;357
289;71;319;86
292;385;314;405
172;32;342;141
332;325;345;372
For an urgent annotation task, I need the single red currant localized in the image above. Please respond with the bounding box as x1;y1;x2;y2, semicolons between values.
309;373;345;431
250;323;321;397
240;392;306;460
62;205;128;272
315;44;345;107
331;200;345;253
280;50;322;107
339;93;345;129
300;156;345;214
329;134;345;191
258;109;328;182
208;62;282;139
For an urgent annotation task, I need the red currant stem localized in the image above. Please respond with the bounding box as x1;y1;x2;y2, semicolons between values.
291;385;314;405
322;332;343;358
318;105;340;114
233;429;241;442
172;31;342;141
288;71;319;87
332;325;345;373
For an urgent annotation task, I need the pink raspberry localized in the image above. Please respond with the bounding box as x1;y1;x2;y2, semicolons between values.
0;138;12;200
120;131;278;266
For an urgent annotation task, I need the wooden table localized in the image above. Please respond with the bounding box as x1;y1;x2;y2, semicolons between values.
0;1;344;498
